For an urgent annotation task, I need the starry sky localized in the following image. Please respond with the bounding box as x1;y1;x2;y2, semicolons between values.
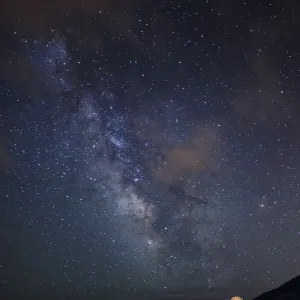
1;1;300;299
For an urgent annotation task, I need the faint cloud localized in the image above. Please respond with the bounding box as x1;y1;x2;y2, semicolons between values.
1;0;139;39
233;54;288;122
155;125;220;183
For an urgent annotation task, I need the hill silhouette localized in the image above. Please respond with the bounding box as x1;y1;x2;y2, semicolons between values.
253;275;300;300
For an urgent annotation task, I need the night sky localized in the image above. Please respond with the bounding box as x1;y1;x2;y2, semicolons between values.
1;1;300;299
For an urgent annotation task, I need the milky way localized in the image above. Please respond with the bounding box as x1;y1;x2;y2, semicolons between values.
1;2;300;299
44;38;236;289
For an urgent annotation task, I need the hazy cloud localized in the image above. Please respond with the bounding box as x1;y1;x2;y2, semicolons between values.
155;126;220;183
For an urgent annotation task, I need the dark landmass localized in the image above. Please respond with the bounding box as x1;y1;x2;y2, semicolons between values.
253;275;300;300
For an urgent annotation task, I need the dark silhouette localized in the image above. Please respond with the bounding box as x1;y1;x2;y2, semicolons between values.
253;275;300;300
